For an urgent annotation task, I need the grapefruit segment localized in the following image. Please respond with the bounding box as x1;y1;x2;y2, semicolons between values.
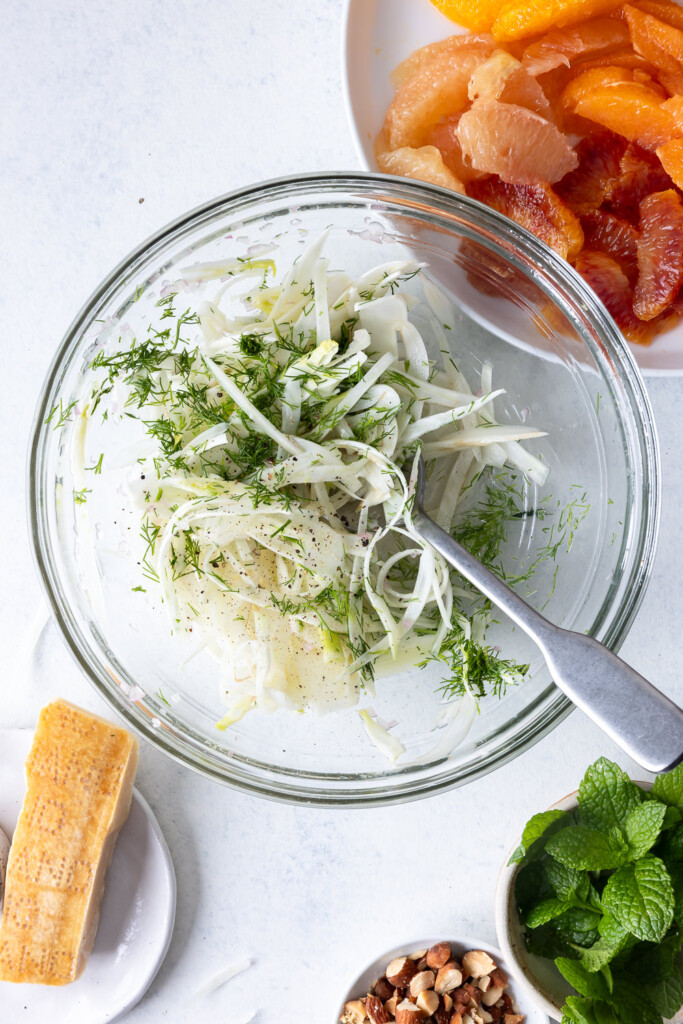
555;132;627;212
456;100;578;182
574;250;673;343
469;49;556;118
603;142;675;221
468;178;584;258
633;188;683;319
391;35;495;90
383;46;495;149
492;0;624;43
580;209;640;280
377;145;467;193
656;136;683;187
521;18;630;77
426;117;487;181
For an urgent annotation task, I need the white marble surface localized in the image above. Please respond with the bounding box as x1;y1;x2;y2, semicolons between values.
2;1;682;1021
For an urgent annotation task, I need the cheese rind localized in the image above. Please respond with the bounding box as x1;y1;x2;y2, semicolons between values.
0;700;139;985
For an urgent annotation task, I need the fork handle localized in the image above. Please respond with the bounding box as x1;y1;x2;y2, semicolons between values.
414;509;683;774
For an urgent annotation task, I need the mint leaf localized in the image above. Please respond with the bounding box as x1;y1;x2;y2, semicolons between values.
662;805;682;831
667;861;683;927
653;762;683;812
658;822;683;863
509;809;569;865
563;996;600;1024
546;857;590;901
579;912;631;972
624;800;667;860
592;1002;620;1024
554;907;602;947
621;933;683;985
526;896;571;928
648;971;683;1018
547;825;628;871
556;958;611;1000
516;860;552;916
602;855;674;942
527;923;576;959
610;979;663;1024
578;758;642;832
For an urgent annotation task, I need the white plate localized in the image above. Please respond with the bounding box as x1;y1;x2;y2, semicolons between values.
0;729;176;1023
341;0;683;375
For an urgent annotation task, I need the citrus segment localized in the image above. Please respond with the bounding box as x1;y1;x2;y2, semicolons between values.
383;46;495;149
521;18;630;77
426;118;487;181
580;209;640;279
562;67;677;149
604;142;674;220
555;132;627;212
574;250;673;342
633;188;683;319
391;34;495;90
632;0;683;32
624;4;683;64
456;101;578;182
656;136;683;187
468;49;556;118
429;0;507;32
492;0;624;43
377;145;467;194
468;178;584;257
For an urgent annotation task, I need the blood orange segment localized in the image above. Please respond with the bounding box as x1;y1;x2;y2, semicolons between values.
555;131;627;212
492;0;624;43
377;145;467;193
468;178;584;257
521;17;630;77
382;46;495;149
603;142;674;220
656;136;683;187
391;34;495;90
426;117;487;181
580;209;640;280
634;188;683;319
429;0;507;32
574;250;673;342
561;67;677;149
456;100;578;182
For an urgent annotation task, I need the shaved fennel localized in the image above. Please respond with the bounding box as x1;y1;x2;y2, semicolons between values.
85;235;555;757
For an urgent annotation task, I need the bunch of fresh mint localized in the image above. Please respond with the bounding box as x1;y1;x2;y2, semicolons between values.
511;757;683;1024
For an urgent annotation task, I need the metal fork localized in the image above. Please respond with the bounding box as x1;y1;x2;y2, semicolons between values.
409;454;683;773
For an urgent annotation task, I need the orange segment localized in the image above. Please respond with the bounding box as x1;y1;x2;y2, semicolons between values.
382;46;495;149
580;209;640;280
391;34;495;90
429;0;507;32
457;101;578;182
624;4;683;63
561;66;677;149
376;145;467;194
556;132;628;212
492;0;623;43
468;179;584;258
632;0;683;32
656;136;683;187
604;142;674;220
574;250;674;343
521;17;631;77
634;189;683;319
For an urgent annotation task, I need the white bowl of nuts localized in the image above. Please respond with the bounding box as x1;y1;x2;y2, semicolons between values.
336;937;550;1024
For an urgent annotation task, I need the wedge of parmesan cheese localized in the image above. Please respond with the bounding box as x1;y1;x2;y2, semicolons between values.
0;699;139;985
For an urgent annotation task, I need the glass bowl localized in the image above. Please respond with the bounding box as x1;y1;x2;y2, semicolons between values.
28;173;659;805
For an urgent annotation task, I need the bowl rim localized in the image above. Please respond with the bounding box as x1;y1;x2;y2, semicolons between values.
27;171;661;805
494;781;653;1020
334;933;550;1023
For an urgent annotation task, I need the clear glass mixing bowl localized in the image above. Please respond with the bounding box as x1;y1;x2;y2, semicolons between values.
28;174;660;805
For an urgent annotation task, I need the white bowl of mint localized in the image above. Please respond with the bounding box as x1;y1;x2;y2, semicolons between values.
494;757;683;1024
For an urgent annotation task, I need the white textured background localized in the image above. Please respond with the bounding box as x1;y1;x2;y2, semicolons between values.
2;1;682;1021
